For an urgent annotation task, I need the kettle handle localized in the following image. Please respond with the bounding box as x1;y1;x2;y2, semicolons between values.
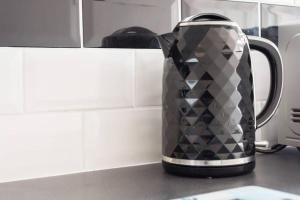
248;36;283;128
182;13;231;22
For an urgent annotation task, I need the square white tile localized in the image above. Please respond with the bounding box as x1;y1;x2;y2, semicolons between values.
135;49;164;107
0;48;23;114
0;112;83;183
24;48;134;112
83;108;162;170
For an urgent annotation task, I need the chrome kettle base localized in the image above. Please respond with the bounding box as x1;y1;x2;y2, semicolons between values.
162;161;255;178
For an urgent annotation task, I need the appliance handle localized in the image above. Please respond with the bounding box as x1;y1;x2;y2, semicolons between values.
248;36;283;129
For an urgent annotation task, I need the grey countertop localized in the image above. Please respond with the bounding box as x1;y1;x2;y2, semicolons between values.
0;147;300;200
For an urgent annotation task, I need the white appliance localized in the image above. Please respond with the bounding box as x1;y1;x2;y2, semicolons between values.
260;4;300;151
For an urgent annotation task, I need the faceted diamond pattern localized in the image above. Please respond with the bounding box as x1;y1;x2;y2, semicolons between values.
163;26;255;160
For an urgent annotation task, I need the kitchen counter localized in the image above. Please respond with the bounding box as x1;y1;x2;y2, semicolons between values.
0;147;300;200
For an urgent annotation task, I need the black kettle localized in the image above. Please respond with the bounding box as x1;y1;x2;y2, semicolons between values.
157;14;283;177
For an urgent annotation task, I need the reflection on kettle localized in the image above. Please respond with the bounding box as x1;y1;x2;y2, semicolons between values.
101;26;160;48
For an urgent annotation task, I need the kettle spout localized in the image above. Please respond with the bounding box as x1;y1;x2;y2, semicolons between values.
157;33;176;58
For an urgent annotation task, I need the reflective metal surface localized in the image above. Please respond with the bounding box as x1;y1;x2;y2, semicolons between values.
163;156;254;166
179;21;240;27
83;0;179;48
0;0;80;47
181;0;259;36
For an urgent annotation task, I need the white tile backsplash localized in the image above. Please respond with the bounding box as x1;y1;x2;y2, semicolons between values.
24;48;134;112
255;100;264;141
251;50;270;101
0;112;83;183
257;101;281;147
83;108;162;171
135;49;164;106
0;48;23;114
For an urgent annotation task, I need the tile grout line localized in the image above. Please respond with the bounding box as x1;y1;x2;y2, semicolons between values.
132;50;137;108
81;111;86;170
21;49;26;114
79;0;84;48
178;0;182;21
0;105;163;116
258;2;261;37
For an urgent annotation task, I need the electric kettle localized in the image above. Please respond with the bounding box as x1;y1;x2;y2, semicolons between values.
157;14;283;177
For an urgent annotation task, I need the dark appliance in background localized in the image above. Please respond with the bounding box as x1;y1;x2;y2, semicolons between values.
242;27;260;37
101;26;160;48
261;26;279;46
242;27;259;35
83;0;179;48
158;13;283;177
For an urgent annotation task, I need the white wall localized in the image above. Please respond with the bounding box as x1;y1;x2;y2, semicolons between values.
0;0;296;183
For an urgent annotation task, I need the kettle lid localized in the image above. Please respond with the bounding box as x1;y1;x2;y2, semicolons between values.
177;13;237;28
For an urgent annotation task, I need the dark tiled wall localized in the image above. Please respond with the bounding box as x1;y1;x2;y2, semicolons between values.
1;0;300;48
0;0;81;47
